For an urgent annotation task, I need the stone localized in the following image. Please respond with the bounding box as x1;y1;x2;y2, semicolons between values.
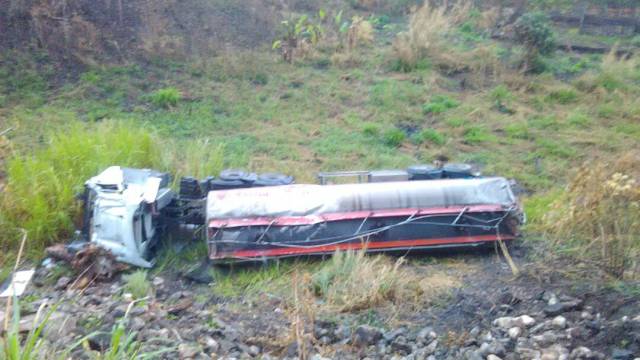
611;348;634;360
493;315;536;329
178;343;199;359
552;316;567;329
424;340;438;355
508;327;522;339
488;355;503;360
248;345;260;357
200;336;219;353
569;347;592;359
417;326;437;342
353;325;383;347
55;276;72;290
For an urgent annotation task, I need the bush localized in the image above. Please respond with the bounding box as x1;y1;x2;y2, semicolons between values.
542;153;640;278
414;128;446;146
382;128;406;147
123;270;151;299
0;122;162;258
422;95;459;115
149;87;182;109
514;12;556;72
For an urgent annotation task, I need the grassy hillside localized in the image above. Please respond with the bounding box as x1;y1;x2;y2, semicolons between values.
0;2;639;273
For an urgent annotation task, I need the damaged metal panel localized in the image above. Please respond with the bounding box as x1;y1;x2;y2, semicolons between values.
84;166;174;267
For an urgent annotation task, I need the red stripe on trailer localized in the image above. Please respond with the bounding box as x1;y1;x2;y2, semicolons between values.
208;204;507;228
210;234;515;260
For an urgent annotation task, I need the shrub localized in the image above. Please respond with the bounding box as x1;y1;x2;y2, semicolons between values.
513;12;556;72
415;128;446;146
123;270;151;299
422;95;459;115
382;128;406;147
542;152;640;278
149;87;182;109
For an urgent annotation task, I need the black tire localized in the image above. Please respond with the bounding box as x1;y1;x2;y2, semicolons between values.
407;164;443;180
443;163;474;179
254;173;295;187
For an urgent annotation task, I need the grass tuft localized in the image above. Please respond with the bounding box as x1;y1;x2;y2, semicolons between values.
148;87;182;109
123;270;151;299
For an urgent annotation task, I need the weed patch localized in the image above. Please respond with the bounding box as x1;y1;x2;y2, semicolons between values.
148;87;182;109
123;270;151;299
414;128;446;146
542;153;640;278
422;95;459;115
382;128;406;147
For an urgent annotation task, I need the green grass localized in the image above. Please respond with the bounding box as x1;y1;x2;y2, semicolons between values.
148;87;182;109
382;128;406;147
123;270;151;299
414;128;446;146
422;95;459;115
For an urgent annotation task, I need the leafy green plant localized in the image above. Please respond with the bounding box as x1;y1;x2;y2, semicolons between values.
382;128;406;147
414;128;446;146
148;87;181;109
514;12;556;73
123;270;151;299
273;12;324;63
422;95;459;115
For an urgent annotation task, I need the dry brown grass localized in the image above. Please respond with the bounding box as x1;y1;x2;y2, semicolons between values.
392;1;471;71
543;152;640;279
346;16;374;50
309;250;460;313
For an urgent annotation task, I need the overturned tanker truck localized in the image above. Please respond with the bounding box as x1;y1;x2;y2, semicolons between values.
80;164;523;267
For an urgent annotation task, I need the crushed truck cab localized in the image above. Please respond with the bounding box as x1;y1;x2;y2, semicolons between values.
82;166;174;267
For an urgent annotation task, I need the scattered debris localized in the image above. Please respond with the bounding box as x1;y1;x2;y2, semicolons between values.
0;269;35;298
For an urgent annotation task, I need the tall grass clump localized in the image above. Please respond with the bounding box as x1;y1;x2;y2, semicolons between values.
0;122;162;258
392;2;470;72
542;152;640;279
148;87;182;109
310;250;459;312
574;50;639;93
